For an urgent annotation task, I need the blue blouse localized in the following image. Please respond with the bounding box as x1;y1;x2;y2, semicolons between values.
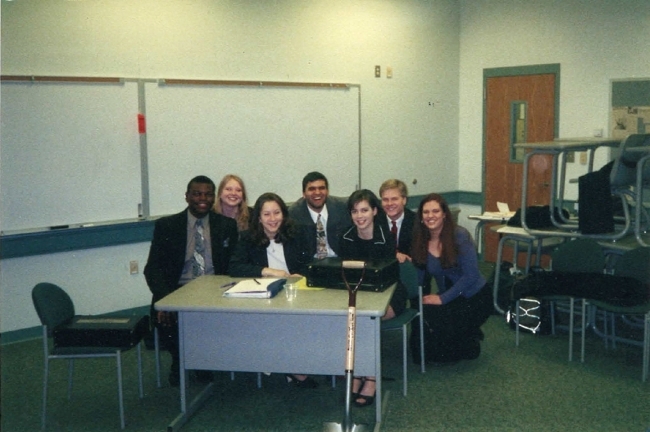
419;226;486;305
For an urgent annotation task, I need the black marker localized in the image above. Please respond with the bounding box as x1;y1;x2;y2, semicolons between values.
50;225;69;230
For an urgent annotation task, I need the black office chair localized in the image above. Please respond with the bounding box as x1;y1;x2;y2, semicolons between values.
512;238;606;362
32;283;148;429
380;261;425;396
583;247;650;381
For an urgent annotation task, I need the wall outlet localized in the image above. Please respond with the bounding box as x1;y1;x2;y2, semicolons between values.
374;65;381;78
129;260;139;275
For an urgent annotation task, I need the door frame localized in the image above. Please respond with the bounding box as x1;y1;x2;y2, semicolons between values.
481;63;561;210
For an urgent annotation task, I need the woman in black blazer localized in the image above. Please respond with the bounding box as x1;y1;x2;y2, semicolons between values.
229;192;316;387
229;192;313;278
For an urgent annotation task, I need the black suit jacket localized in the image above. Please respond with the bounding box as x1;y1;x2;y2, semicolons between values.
229;226;313;277
397;208;416;256
144;209;239;304
288;196;351;256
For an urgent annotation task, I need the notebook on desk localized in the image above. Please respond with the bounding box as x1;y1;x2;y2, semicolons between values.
223;278;286;298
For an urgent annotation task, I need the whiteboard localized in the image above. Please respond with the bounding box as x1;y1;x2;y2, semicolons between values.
0;80;142;232
144;82;360;216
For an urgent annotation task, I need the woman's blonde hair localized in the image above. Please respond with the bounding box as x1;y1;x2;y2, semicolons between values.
213;174;250;231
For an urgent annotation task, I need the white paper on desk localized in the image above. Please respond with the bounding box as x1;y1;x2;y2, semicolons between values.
497;202;511;215
223;278;282;298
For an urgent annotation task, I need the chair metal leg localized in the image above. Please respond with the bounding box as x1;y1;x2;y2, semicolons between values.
419;315;425;374
550;301;557;335
515;300;521;347
67;359;74;399
568;298;574;362
230;371;235;380
580;299;586;363
611;314;617;349
493;236;507;314
402;324;408;396
257;372;262;388
116;350;125;429
41;357;49;430
154;326;161;388
643;312;649;382
137;342;144;398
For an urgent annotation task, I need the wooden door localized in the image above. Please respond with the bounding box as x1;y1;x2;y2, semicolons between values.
483;73;557;264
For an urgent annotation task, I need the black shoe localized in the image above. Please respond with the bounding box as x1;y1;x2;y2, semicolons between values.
285;374;319;389
353;378;376;408
193;370;214;383
351;377;364;400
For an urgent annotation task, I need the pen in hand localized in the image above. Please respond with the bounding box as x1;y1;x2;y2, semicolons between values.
253;279;261;285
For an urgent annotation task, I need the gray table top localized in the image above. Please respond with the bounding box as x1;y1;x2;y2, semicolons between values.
155;274;396;317
514;137;620;151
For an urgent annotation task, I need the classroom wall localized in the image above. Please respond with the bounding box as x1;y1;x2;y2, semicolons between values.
2;0;649;336
0;0;461;335
458;0;650;200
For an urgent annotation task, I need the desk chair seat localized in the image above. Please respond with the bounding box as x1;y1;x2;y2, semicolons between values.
32;283;148;429
512;238;606;362
380;261;425;396
578;247;650;381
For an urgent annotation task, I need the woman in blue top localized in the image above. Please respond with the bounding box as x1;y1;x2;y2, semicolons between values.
409;193;492;364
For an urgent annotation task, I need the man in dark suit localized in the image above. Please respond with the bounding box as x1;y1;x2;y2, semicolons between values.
144;175;238;386
380;179;415;263
288;171;351;258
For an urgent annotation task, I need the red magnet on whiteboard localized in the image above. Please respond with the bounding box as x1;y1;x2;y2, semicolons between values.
137;114;146;134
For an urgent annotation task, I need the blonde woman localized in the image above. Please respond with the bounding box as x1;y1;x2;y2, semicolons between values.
213;174;251;232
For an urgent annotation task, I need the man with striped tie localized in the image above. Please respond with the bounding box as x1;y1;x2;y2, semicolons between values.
288;171;351;259
144;175;239;386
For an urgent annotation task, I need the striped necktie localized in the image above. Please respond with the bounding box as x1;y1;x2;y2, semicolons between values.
391;220;398;250
192;219;206;277
316;214;327;259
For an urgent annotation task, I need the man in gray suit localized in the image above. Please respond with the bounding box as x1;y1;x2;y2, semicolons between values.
288;171;351;258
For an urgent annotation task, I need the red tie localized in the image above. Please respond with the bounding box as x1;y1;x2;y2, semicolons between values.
391;220;398;249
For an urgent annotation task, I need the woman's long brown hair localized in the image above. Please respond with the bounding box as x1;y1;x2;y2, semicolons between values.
410;193;458;268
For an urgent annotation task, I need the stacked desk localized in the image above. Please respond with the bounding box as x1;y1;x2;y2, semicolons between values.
155;275;395;431
468;212;513;254
489;225;564;314
515;138;620;232
514;137;650;246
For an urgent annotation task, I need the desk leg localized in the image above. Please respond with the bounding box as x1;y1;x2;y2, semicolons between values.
474;220;485;256
374;317;382;424
635;155;650;247
179;313;187;412
493;235;507;314
167;312;215;432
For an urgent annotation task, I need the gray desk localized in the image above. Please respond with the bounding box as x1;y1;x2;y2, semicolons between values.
627;147;650;246
490;225;564;314
515;138;620;233
467;213;513;256
155;275;395;430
